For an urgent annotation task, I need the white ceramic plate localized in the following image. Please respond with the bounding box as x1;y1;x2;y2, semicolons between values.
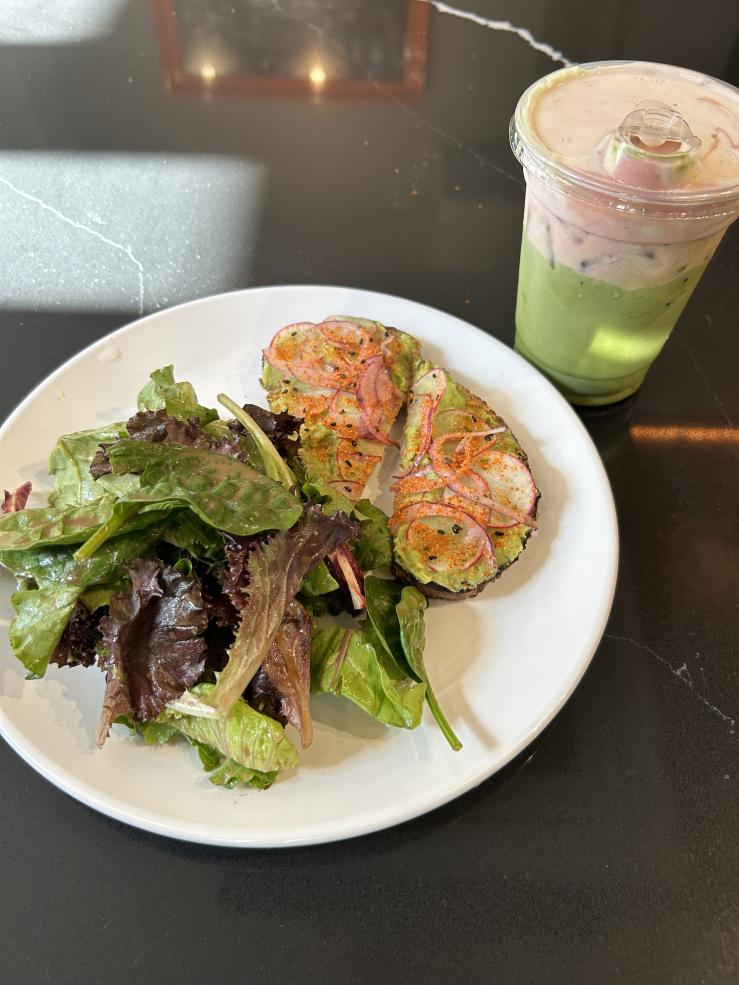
0;286;617;847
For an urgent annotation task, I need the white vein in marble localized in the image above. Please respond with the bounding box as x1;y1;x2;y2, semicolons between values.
267;0;523;188
421;0;573;67
605;633;736;736
0;153;267;314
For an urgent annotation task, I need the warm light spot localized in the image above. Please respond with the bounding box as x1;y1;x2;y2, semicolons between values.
309;64;327;87
631;424;739;444
200;63;217;82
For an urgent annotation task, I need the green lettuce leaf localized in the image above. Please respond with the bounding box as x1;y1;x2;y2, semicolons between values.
0;529;160;677
299;560;339;597
202;506;358;718
207;758;277;789
160;511;225;565
163;683;299;775
311;624;426;729
137;365;219;427
301;478;354;517
116;716;278;788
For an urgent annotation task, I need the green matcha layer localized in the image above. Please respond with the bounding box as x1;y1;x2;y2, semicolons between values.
515;234;707;403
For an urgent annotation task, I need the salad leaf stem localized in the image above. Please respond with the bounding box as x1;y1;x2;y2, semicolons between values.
424;687;462;751
217;393;296;489
74;503;142;560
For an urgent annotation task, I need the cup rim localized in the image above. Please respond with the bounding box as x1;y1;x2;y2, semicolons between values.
510;60;739;219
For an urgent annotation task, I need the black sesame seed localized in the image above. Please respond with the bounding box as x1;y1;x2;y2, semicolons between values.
494;531;504;537
428;555;437;561
451;523;462;534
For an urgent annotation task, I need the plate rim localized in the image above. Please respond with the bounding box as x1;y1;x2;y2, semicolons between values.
0;284;619;847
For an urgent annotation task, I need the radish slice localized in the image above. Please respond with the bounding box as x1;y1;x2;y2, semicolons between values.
324;389;364;438
471;450;538;527
319;319;374;352
396;502;495;575
328;545;366;611
458;428;505;455
391;469;446;495
396;369;447;477
263;322;316;380
441;487;491;528
356;355;398;446
266;322;359;390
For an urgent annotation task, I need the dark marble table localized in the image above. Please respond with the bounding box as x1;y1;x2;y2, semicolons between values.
1;3;737;983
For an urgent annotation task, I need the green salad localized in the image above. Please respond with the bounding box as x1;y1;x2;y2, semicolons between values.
0;366;460;790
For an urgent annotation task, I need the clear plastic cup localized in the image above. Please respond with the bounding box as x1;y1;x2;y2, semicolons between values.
509;61;739;406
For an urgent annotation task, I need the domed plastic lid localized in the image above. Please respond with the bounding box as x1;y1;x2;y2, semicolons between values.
510;61;739;218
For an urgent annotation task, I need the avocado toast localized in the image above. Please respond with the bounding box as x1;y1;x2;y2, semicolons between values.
391;361;539;599
261;317;420;501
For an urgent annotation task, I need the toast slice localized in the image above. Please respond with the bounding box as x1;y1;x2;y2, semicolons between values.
261;316;419;503
390;361;539;599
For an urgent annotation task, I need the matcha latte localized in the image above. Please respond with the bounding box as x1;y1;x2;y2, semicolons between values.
510;61;739;405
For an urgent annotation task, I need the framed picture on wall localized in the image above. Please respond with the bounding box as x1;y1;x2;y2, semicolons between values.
154;0;429;100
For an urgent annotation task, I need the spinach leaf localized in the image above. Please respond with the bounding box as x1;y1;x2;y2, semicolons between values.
311;624;426;729
364;575;407;671
0;499;176;553
0;440;300;560
48;423;127;508
137;365;219;427
106;440;303;539
353;499;393;570
396;586;461;750
365;575;462;750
